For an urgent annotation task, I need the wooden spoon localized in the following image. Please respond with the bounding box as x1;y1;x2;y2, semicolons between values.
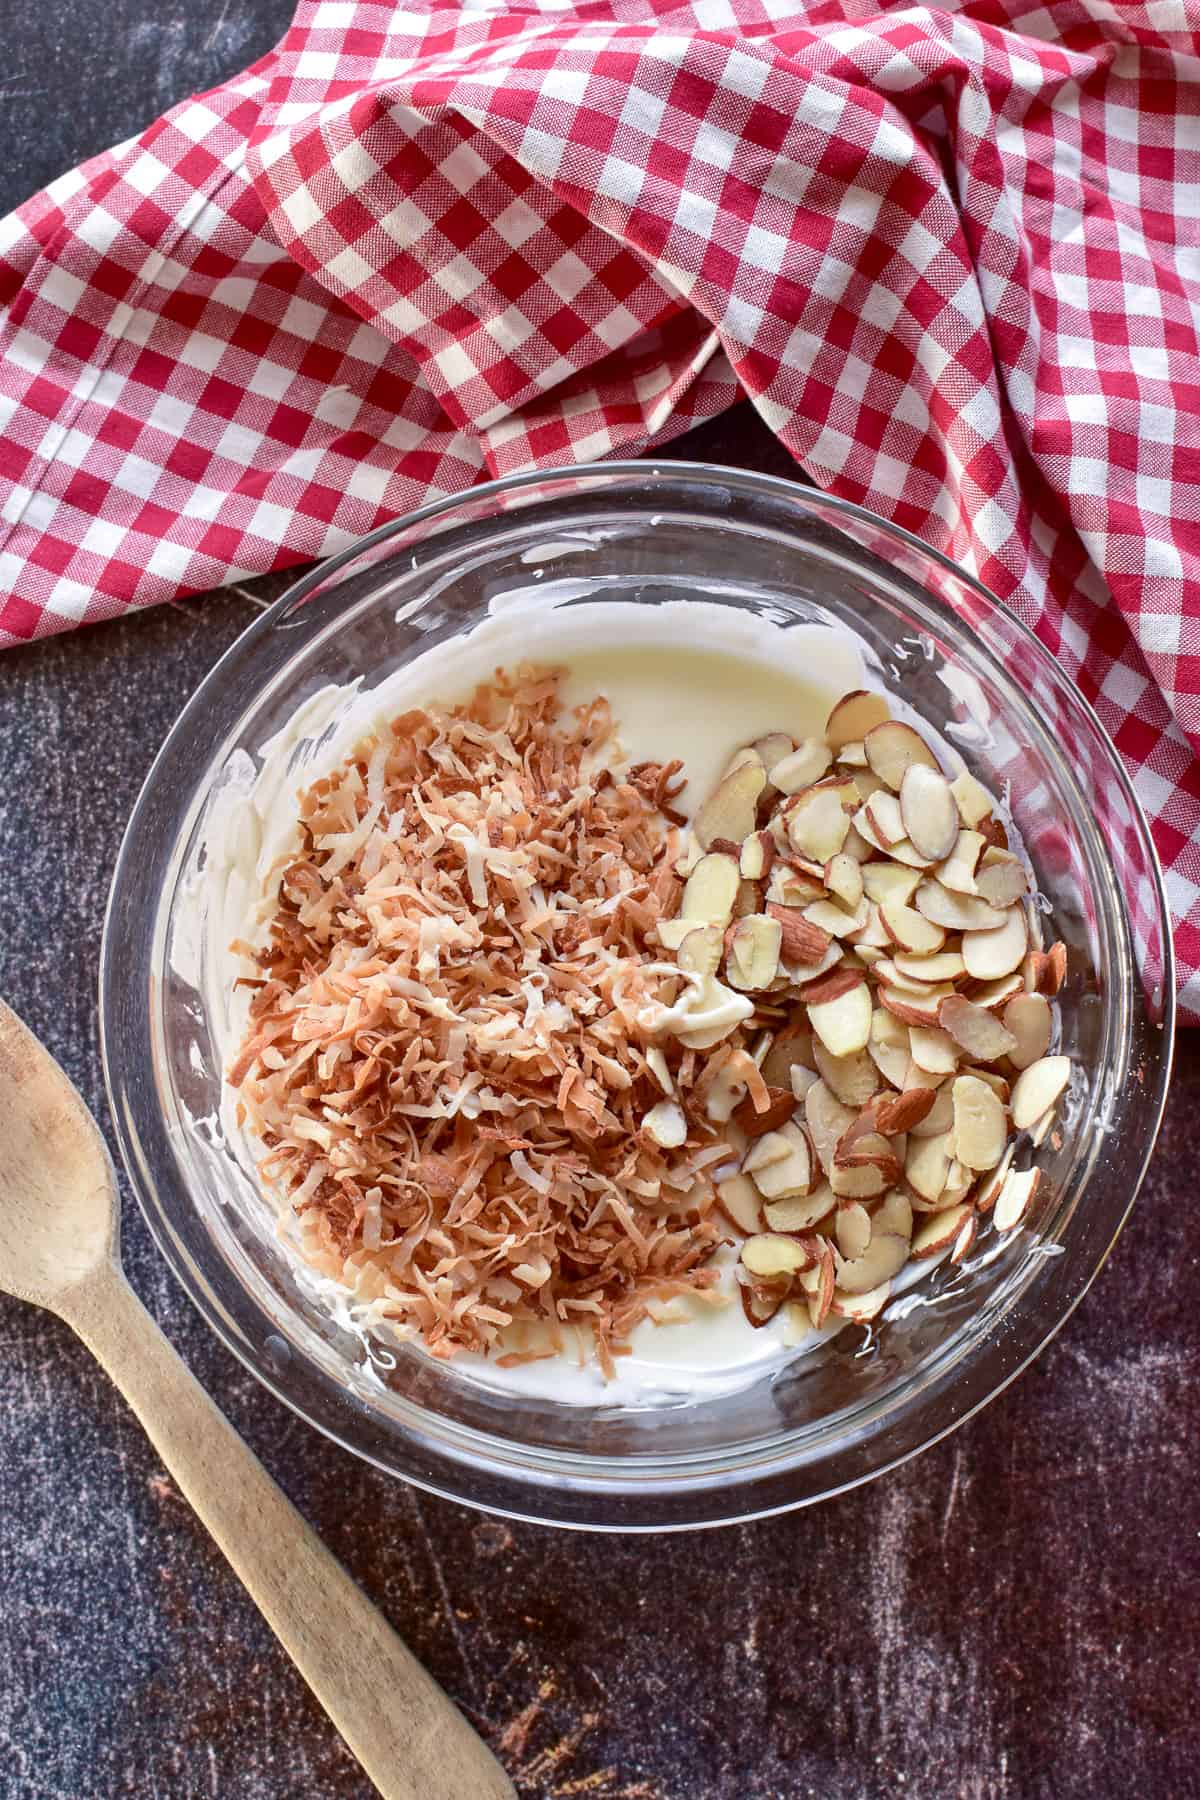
0;998;514;1800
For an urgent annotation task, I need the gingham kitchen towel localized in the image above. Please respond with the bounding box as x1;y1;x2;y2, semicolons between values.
1;1;1198;1012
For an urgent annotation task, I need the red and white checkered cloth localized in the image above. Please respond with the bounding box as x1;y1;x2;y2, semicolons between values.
1;1;1198;1014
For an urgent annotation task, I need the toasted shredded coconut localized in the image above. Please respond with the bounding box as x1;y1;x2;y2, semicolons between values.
230;667;737;1370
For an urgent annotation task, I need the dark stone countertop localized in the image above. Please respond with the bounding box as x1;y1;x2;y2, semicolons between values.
2;6;1198;1798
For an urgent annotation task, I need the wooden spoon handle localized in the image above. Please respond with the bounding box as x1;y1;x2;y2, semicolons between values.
62;1265;514;1800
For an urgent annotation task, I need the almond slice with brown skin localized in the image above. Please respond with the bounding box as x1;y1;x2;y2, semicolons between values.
825;852;865;912
836;1201;873;1261
826;688;891;749
862;790;906;847
1010;1055;1070;1131
830;1156;891;1200
680;851;741;926
808;978;872;1057
803;896;870;939
732;1085;797;1138
864;719;940;790
835;1229;910;1293
725;913;783;991
804;1079;857;1175
909;1084;955;1137
900;764;960;862
760;1024;814;1089
795;964;862;1005
743;1121;815;1198
871;1188;914;1239
914;879;1007;932
867;1036;911;1090
675;924;724;977
937;830;986;895
993;1166;1041;1231
949;1211;978;1265
879;984;956;1029
862;862;923;907
879;898;946;954
694;758;766;850
754;732;795;782
812;1041;880;1109
766;902;833;966
715;1173;765;1235
974;1143;1015;1214
786;785;854;861
938;994;1019;1061
740;1279;789;1328
910;1201;974;1259
770;739;833;794
892;949;966;983
802;1243;837;1328
739;830;774;880
962;905;1028;980
830;1280;892;1322
974;854;1028;908
966;971;1025;1011
1042;941;1068;995
1002;993;1052;1069
908;1024;959;1075
763;1186;836;1233
875;1087;937;1134
741;1233;814;1279
906;1129;953;1202
837;739;869;768
951;1074;1008;1171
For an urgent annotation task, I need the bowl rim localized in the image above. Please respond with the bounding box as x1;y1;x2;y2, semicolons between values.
99;457;1177;1530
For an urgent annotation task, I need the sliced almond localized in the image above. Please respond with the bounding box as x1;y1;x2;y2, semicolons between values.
841;823;876;863
836;1201;873;1261
1027;1108;1056;1148
760;1025;814;1088
993;1166;1041;1232
766;863;825;908
949;1211;977;1265
872;1188;914;1239
725;913;783;991
879;899;946;954
732;1085;796;1138
694;758;765;850
862;790;906;847
795;964;862;1006
960;1065;1010;1102
680;852;740;927
962;905;1028;980
966;971;1025;1011
862;862;923;907
770;739;833;795
892;949;966;983
835;1230;909;1293
906;1130;953;1202
864;719;940;790
826;688;891;750
741;1233;813;1279
833;1127;899;1176
974;854;1028;908
739;830;774;880
879;984;956;1029
801;1243;837;1328
1010;1055;1070;1132
790;1063;820;1102
873;960;948;999
740;1279;788;1328
802;896;869;940
641;1100;687;1148
974;1143;1015;1214
812;1040;879;1108
766;902;833;967
875;1087;936;1134
937;829;986;895
915;879;1007;932
755;732;796;784
714;1172;765;1235
949;768;994;829
909;1084;955;1138
900;764;959;862
1002;993;1052;1070
825;852;865;912
907;1025;959;1075
786;785;854;862
910;1201;973;1260
1042;941;1068;995
808;979;872;1057
836;739;869;769
763;1186;836;1234
676;924;723;977
743;1121;815;1199
830;1279;892;1322
867;1037;911;1090
804;1079;857;1175
950;1074;1007;1171
871;1005;909;1050
938;994;1018;1061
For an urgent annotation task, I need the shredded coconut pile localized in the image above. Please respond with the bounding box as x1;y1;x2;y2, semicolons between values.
229;667;740;1375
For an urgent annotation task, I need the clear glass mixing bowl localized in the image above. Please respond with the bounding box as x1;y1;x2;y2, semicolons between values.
100;463;1174;1530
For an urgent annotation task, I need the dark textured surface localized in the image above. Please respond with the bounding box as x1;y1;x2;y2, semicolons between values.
3;7;1199;1798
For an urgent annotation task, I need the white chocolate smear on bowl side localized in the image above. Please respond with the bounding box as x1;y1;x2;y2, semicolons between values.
192;603;1069;1406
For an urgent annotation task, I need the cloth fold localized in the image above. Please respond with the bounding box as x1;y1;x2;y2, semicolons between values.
1;0;1198;1011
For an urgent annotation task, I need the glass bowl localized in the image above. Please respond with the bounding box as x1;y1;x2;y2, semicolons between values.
100;462;1174;1530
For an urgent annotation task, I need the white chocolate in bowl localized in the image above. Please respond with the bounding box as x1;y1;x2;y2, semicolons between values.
181;600;897;1406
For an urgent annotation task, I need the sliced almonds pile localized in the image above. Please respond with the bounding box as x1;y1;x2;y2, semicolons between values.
651;688;1073;1337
